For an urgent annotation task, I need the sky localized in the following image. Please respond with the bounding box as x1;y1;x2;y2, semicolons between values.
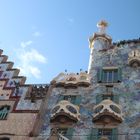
0;0;140;84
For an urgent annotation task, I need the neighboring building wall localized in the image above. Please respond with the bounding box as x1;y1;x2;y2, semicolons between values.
0;50;46;140
0;113;37;136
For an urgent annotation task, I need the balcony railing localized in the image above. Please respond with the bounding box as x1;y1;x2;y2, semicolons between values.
58;133;69;140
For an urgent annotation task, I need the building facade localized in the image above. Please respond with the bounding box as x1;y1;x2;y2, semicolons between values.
0;21;140;140
0;49;49;140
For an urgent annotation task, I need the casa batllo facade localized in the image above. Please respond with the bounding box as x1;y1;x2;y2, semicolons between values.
0;21;140;140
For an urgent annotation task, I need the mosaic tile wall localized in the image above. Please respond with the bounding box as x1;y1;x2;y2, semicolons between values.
39;41;140;140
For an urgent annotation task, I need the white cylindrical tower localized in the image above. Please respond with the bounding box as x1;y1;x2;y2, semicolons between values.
88;20;112;74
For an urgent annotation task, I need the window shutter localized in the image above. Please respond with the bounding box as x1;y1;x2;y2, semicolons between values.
113;70;118;82
66;128;74;140
70;96;76;104
58;95;64;102
0;107;8;120
86;134;91;140
97;68;103;83
91;128;98;140
113;95;119;104
112;128;118;140
117;68;122;82
0;110;3;119
74;95;82;105
96;94;103;104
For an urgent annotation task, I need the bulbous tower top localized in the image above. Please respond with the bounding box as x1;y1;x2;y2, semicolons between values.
88;20;112;74
89;20;112;49
97;20;108;34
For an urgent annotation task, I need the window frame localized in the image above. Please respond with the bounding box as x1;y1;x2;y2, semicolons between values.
57;127;74;139
96;94;119;104
98;128;113;140
91;128;118;140
63;95;76;104
58;94;81;105
97;67;122;84
0;105;10;120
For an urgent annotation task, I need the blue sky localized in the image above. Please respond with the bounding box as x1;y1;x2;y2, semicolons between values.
0;0;140;84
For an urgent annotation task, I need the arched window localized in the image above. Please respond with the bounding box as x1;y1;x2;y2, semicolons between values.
0;105;10;120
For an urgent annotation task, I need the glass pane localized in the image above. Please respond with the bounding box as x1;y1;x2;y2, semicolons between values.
103;95;113;100
51;106;60;114
103;71;108;82
103;69;119;83
64;95;76;104
66;105;77;114
108;71;113;83
113;70;118;82
98;129;112;140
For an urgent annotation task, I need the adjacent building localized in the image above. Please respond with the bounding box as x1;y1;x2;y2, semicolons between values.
0;50;49;140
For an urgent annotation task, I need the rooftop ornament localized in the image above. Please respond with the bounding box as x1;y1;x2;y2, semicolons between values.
52;72;90;88
28;84;49;103
89;20;112;49
97;20;108;34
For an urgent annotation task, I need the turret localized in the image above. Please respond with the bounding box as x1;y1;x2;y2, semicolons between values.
88;20;112;74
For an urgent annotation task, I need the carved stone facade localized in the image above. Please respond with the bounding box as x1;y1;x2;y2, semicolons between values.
128;49;140;67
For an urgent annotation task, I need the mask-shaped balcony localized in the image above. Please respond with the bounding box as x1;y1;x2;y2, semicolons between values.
128;50;140;67
93;99;123;125
50;100;80;123
51;72;90;88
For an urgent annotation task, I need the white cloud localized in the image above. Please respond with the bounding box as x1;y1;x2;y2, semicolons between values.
29;66;41;78
20;49;46;64
20;40;33;48
33;31;41;37
17;43;47;79
19;65;41;79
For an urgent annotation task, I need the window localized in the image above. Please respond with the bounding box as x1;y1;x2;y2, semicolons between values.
106;85;113;93
91;128;118;140
58;95;81;105
102;94;113;100
66;105;77;114
98;129;112;140
63;95;76;104
57;128;74;140
0;105;10;120
97;68;122;83
96;94;119;104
